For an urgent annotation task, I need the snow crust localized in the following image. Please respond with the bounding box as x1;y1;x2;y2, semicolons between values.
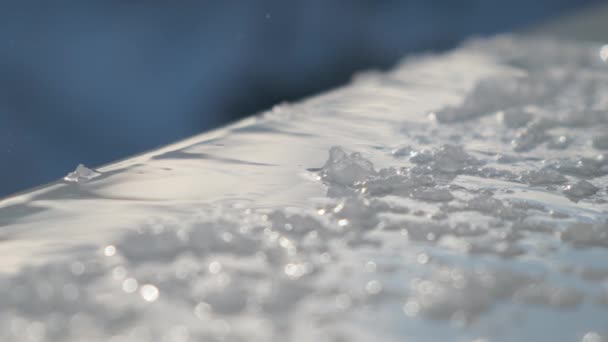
1;36;608;341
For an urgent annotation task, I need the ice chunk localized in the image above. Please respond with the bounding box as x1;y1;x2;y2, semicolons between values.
63;164;100;183
320;146;375;187
326;197;381;231
520;169;567;186
511;124;549;152
562;180;599;201
410;145;483;175
552;156;608;178
202;286;248;315
391;145;413;158
268;211;325;238
466;195;504;214
432;145;481;173
411;188;454;202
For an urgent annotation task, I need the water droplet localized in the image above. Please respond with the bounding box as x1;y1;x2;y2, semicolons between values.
122;278;138;293
104;245;116;257
221;232;233;242
284;263;297;277
403;300;420;317
209;261;222;274
279;236;292;249
284;262;309;279
333;203;344;213
365;280;382;295
140;284;159;302
417;253;429;264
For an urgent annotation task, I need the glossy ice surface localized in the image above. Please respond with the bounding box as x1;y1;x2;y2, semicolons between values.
1;36;608;341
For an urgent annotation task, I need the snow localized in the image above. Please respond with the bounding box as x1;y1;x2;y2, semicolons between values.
1;36;608;341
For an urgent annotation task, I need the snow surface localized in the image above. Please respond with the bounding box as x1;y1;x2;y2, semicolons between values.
1;36;608;341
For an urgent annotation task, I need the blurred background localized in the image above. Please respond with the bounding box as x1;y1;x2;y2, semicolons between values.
0;0;604;198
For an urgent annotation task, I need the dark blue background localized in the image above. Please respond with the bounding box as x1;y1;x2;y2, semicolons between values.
0;0;602;197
